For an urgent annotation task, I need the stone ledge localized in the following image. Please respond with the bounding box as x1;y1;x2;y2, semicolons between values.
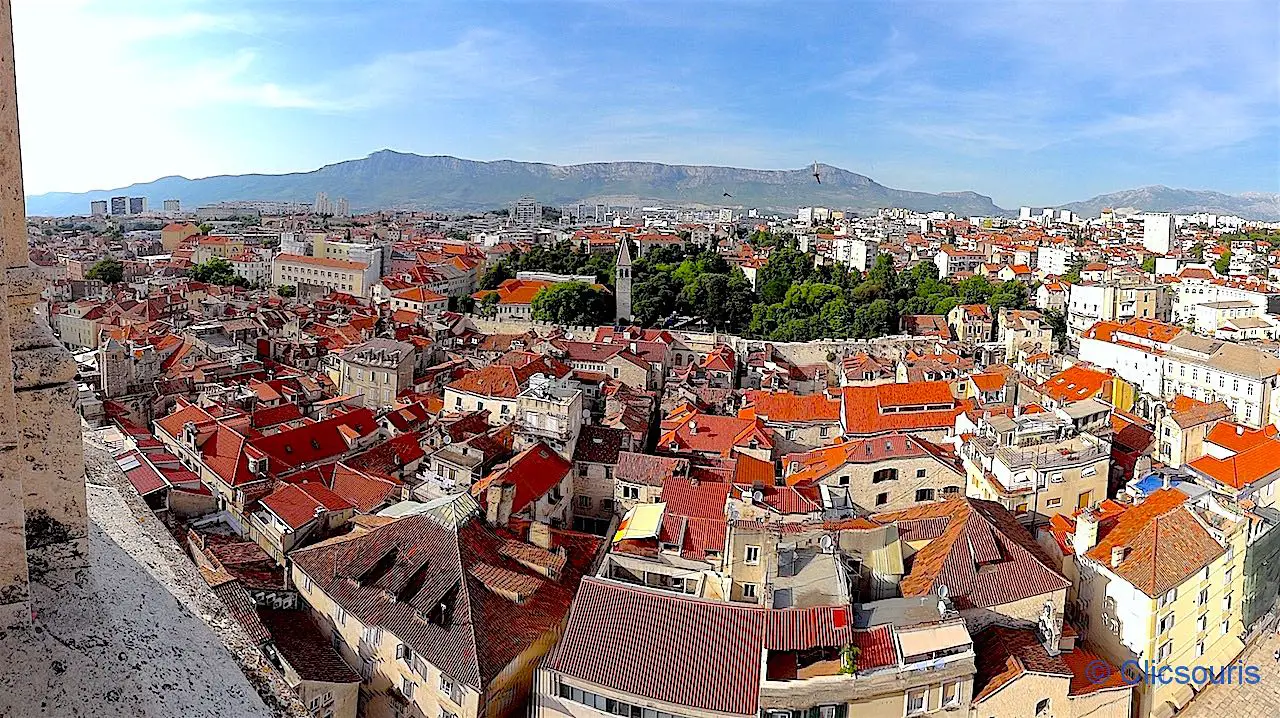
0;440;309;718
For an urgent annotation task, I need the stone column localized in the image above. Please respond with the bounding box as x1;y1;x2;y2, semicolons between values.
0;0;87;629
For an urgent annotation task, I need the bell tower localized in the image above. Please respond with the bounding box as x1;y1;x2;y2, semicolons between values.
614;236;633;324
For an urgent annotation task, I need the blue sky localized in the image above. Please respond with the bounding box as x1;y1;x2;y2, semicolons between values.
12;0;1280;207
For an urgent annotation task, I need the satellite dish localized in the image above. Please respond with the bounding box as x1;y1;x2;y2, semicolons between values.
752;490;764;503
938;584;950;600
819;535;835;552
725;503;740;522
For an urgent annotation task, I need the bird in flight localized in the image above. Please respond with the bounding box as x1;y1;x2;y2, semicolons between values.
723;191;733;198
812;161;821;184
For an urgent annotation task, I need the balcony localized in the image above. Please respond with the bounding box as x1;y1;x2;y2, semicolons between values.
517;417;572;441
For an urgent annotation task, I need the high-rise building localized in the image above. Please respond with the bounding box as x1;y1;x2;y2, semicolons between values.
313;192;331;215
1019;206;1033;221
335;197;350;217
89;200;107;216
109;196;128;215
512;196;540;226
128;197;146;214
1142;213;1175;254
162;199;180;212
615;237;633;323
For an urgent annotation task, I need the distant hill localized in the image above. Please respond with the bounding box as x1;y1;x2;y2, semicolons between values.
25;150;1009;217
26;152;1279;221
1057;185;1280;222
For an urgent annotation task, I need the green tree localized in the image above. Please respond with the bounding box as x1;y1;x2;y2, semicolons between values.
1190;242;1205;261
479;261;515;290
86;258;124;284
190;257;247;286
478;292;500;317
1044;309;1068;344
1214;250;1231;275
1062;255;1088;283
1141;256;1156;273
530;282;612;325
197;223;214;235
277;285;296;298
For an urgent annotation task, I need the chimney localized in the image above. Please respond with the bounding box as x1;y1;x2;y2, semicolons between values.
1162;474;1172;489
1110;545;1126;568
688;419;698;433
486;483;515;528
1237;425;1245;436
528;521;553;550
629;341;638;354
1072;509;1099;555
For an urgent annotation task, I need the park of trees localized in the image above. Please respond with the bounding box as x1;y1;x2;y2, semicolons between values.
476;234;1032;341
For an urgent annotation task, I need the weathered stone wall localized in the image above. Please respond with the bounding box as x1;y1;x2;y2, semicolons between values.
0;0;88;629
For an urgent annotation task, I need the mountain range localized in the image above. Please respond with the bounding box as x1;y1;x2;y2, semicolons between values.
23;150;1280;221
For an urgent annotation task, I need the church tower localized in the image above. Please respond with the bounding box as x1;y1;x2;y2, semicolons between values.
614;237;633;324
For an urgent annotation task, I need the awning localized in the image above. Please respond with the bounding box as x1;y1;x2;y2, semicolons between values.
613;502;666;542
897;622;971;659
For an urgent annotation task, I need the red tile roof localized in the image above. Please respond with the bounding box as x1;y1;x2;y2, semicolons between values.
873;498;1069;609
472;442;571;515
1205;422;1279;453
1084;489;1224;597
260;482;355;530
292;514;601;690
546;579;851;717
1040;365;1112;403
258;609;361;684
250;408;378;472
739;390;840;423
659;412;774;457
840;382;960;436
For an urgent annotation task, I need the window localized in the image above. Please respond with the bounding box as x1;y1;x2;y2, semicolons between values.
1196;640;1205;658
621;485;640;500
1158;613;1175;634
1198;588;1209;606
301;574;312;592
1046;497;1062;508
915;488;935;502
396;643;414;664
576;496;592;509
1159;587;1177;608
943;485;961;495
1223;592;1233;611
440;708;458;718
1157;641;1172;662
1035;699;1051;717
335;606;347;625
1222;619;1230;636
906;688;926;715
401;677;415;700
742;583;758;599
873;468;898;483
1198;614;1208;632
820;426;830;438
838;474;850;486
439;675;455;699
744;545;761;565
875;492;889;506
916;467;927;479
942;681;960;707
1225;566;1234;585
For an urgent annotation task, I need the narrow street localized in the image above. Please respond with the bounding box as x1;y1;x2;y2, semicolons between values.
1179;631;1280;718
